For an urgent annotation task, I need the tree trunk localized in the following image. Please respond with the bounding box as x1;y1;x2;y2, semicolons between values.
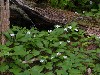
0;0;10;45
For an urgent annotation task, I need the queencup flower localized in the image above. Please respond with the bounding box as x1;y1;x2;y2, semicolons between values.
10;34;15;37
27;31;30;34
40;59;44;62
55;25;60;28
48;30;52;33
59;41;62;44
63;56;67;59
87;68;92;75
90;1;92;4
75;12;78;14
83;11;85;13
96;36;100;39
51;56;54;59
74;28;78;31
68;26;72;29
64;28;68;32
67;40;70;43
34;35;36;37
57;52;61;56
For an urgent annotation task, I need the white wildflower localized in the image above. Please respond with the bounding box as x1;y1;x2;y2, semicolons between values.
48;30;52;33
40;59;44;62
90;1;92;4
59;41;62;44
64;28;68;32
96;36;100;39
83;11;85;13
55;25;60;28
27;31;30;34
68;26;72;29
87;68;92;75
67;40;70;43
63;56;67;59
51;56;54;59
74;28;78;31
34;35;36;37
10;34;15;37
57;52;61;56
75;12;78;14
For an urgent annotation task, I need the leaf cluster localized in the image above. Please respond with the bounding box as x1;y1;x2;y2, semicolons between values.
0;23;100;75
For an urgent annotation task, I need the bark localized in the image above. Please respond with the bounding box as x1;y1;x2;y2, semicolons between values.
0;0;10;44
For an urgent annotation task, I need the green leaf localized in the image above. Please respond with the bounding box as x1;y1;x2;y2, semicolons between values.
44;48;52;54
96;49;100;53
45;62;53;70
30;66;44;74
25;54;33;60
69;68;81;75
32;50;40;56
16;32;24;40
42;40;49;48
35;41;44;48
4;32;12;41
57;49;65;52
0;64;9;72
52;42;60;47
17;70;30;75
13;45;27;56
10;66;22;75
56;69;68;75
45;72;54;75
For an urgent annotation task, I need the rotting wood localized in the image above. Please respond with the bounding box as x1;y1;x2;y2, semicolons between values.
0;0;10;45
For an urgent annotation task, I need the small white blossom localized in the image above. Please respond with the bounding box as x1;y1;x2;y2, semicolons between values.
96;36;100;39
10;34;15;37
68;26;72;29
34;35;36;37
40;59;44;62
75;12;78;14
83;11;85;13
57;52;61;56
90;1;92;4
64;28;68;32
27;31;30;34
48;30;52;33
55;25;60;28
59;41;62;44
67;40;70;43
51;56;54;59
74;28;78;31
63;56;67;59
87;68;92;75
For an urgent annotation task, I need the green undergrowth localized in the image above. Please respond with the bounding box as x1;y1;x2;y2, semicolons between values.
0;22;100;75
50;0;100;18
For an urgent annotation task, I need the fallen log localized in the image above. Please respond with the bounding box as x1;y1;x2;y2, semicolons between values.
10;0;100;37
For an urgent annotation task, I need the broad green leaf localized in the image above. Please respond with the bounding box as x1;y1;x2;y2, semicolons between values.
42;40;49;48
16;32;24;40
45;62;53;70
0;64;9;72
35;41;44;48
45;72;54;75
32;50;40;56
31;66;44;73
13;45;27;56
